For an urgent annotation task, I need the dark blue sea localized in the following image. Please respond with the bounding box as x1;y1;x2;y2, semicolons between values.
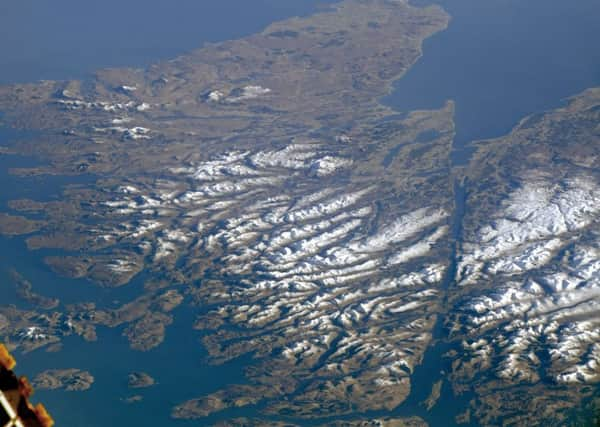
1;0;600;425
391;0;600;163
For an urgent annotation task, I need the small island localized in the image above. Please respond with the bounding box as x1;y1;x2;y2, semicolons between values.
32;369;94;391
127;372;155;389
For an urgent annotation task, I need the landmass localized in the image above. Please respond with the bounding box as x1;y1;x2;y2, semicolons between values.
0;213;44;236
127;372;155;389
121;395;144;404
0;0;453;422
210;417;427;427
0;0;597;424
448;88;600;424
9;270;59;310
32;369;94;391
421;379;442;411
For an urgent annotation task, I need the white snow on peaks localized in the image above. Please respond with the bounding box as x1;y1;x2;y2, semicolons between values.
206;86;271;103
112;117;133;125
455;237;600;384
284;189;370;223
458;175;600;286
388;226;448;266
207;90;225;102
352;208;447;253
335;135;352;143
96;138;452;396
486;238;564;275
308;156;353;177
124;127;151;140
94;125;152;140
57;98;150;113
118;185;139;194
230;85;271;102
242;85;271;97
108;259;137;273
154;237;179;261
250;144;316;170
293;188;337;209
452;173;600;384
19;326;47;341
178;151;252;181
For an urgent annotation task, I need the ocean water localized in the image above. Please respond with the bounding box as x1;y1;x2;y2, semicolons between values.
385;0;600;425
0;109;257;427
0;2;337;426
0;0;336;84
1;0;600;425
390;0;600;164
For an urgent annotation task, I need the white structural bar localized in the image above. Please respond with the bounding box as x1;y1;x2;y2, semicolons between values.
0;390;25;427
